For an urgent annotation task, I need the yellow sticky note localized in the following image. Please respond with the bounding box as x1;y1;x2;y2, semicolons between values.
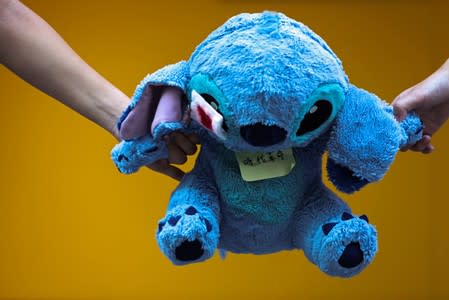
235;149;296;182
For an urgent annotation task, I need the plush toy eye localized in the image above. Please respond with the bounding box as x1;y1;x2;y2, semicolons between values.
200;93;228;131
201;94;219;110
296;100;332;136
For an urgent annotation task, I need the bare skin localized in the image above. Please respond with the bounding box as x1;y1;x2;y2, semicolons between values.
0;0;197;180
392;58;449;154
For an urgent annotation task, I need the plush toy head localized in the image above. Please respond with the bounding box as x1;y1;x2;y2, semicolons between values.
112;12;422;278
186;12;347;152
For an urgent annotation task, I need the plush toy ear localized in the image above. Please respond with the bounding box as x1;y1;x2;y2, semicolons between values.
118;61;189;140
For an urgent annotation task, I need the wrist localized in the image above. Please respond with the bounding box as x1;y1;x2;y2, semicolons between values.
83;77;129;138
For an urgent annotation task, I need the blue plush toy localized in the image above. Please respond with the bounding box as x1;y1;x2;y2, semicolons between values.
111;12;422;277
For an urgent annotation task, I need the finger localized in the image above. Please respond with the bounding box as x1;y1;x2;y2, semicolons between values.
170;132;198;155
422;144;435;154
391;85;424;121
400;145;411;152
187;133;200;145
392;98;409;122
417;135;434;154
392;88;413;121
409;135;432;152
165;136;188;165
147;159;185;181
400;134;431;152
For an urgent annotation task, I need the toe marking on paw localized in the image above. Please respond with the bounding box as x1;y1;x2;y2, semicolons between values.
341;212;354;221
359;214;369;223
322;222;338;236
117;154;129;162
158;221;166;233
168;215;181;226
185;206;198;215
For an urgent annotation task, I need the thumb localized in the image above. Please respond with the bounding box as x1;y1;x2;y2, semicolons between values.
392;102;408;122
392;88;422;122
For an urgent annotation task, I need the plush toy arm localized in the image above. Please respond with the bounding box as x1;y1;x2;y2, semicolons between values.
111;61;192;174
327;84;422;193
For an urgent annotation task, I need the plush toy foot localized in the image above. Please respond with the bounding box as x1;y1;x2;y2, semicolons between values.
313;212;377;277
157;205;219;265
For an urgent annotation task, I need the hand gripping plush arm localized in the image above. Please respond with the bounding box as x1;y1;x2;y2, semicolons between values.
111;61;192;174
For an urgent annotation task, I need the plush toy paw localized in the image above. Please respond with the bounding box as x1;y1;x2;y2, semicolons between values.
111;134;168;174
157;205;219;265
314;212;377;277
111;122;190;174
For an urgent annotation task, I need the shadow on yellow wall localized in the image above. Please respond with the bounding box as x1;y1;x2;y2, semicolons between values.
0;0;448;299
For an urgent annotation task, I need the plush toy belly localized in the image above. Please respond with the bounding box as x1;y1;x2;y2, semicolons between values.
208;145;312;225
217;208;297;254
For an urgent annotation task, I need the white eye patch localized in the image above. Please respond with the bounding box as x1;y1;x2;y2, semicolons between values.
190;90;227;140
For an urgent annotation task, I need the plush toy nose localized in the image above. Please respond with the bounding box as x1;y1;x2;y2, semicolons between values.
240;123;287;147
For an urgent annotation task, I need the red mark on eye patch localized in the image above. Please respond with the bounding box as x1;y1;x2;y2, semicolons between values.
197;105;213;131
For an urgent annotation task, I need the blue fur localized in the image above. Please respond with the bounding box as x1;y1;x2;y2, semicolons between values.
111;134;166;174
111;12;422;277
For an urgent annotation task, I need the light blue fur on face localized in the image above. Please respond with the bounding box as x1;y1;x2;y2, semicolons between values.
188;12;348;152
111;11;422;277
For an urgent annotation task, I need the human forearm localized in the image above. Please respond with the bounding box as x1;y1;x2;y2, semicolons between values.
0;0;129;136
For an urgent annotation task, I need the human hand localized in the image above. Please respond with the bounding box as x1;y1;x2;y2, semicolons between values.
112;126;199;181
147;132;199;181
148;88;200;181
112;87;200;181
392;59;449;154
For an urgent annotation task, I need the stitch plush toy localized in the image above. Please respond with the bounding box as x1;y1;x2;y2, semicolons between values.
111;12;422;277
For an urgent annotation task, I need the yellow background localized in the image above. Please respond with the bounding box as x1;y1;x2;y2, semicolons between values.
1;0;448;299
